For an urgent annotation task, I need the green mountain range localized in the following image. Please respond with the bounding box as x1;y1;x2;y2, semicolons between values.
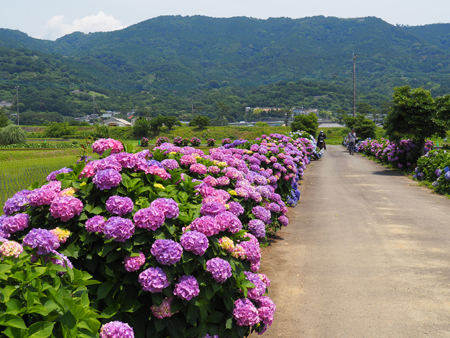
1;15;450;122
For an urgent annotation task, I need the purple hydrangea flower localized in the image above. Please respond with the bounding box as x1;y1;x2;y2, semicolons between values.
190;163;207;175
189;216;221;237
203;176;218;187
151;297;174;319
161;159;179;170
46;167;73;182
205;257;232;283
106;196;134;216
173;275;200;301
215;212;242;233
257;296;276;326
150;198;179;219
85;215;106;233
180;230;209;256
0;240;23;258
244;271;266;299
252;206;271;223
124;252;146;272
103;217;135;242
114;153;137;169
2;213;29;234
93;169;122;190
248;219;266;238
139;267;170;293
151;239;183;265
216;176;230;186
50;196;83;222
133;206;165;231
227;202;244;216
233;298;260;327
3;190;30;216
200;202;226;217
278;215;289;227
269;203;281;213
100;321;134;338
23;228;60;255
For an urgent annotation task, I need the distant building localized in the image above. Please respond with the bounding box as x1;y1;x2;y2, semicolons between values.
103;117;132;127
0;101;13;108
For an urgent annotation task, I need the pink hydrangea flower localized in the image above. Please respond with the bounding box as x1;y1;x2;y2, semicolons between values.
50;196;83;222
124;252;146;272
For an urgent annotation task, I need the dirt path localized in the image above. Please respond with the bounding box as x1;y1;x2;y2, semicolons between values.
258;145;450;337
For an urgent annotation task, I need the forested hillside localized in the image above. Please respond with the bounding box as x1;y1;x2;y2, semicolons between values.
1;15;450;123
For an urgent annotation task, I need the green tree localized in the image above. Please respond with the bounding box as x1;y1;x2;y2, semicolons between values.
334;108;348;124
290;113;319;137
0;125;26;145
384;86;446;152
344;114;376;139
44;122;76;138
133;117;150;138
162;116;182;131
215;102;230;127
0;110;9;128
189;115;211;129
149;115;165;134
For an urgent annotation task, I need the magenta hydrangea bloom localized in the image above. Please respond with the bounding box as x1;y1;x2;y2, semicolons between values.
103;217;135;242
180;230;209;256
200;202;226;217
2;213;29;234
248;219;266;238
92;138;124;156
189;216;221;237
50;196;83;222
150;198;179;219
93;169;122;190
113;152;137;169
252;206;271;223
190;163;207;175
151;297;174;319
215;176;230;186
85;215;106;233
173;275;200;301
79;165;95;178
180;155;197;166
215;212;242;233
203;175;217;187
23;228;60;255
278;215;289;227
133;206;165;231
139;267;170;293
227;202;244;216
29;187;58;207
205;257;232;283
106;196;134;216
100;321;134;338
233;298;260;327
145;166;170;179
151;239;183;265
207;166;220;174
124;252;146;272
244;271;266;299
257;296;276;326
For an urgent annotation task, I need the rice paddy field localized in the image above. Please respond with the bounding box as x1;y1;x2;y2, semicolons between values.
0;149;83;214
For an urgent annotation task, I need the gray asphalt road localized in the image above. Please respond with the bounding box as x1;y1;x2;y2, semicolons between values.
258;145;450;337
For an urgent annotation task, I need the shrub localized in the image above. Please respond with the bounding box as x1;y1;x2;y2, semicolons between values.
140;137;149;147
222;138;232;146
182;138;189;146
44;122;77;138
189;116;210;129
156;136;170;146
290;113;319;138
207;138;216;147
0;125;27;145
173;136;183;146
133;117;150;138
190;137;201;146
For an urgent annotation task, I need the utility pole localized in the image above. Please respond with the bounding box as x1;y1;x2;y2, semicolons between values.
353;52;358;117
16;86;19;125
191;104;194;120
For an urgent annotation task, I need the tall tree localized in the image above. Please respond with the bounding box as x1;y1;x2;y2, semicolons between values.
384;86;446;152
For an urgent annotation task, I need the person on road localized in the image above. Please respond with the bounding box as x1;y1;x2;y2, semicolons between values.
317;131;327;150
348;128;356;155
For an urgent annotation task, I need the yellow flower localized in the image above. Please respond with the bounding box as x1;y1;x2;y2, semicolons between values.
225;204;230;209
212;160;218;164
169;152;177;155
60;187;76;197
247;151;253;154
217;162;227;167
154;183;165;190
195;156;202;160
229;190;237;196
50;227;71;243
80;182;87;187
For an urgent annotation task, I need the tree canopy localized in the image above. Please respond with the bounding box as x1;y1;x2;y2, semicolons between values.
290;113;319;137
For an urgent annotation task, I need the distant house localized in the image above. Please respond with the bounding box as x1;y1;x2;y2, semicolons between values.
0;101;13;108
102;113;112;119
103;117;132;127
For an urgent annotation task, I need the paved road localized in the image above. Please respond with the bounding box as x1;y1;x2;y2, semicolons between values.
259;145;450;337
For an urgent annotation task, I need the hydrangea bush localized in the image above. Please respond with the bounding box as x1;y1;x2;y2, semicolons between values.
1;135;312;338
156;137;170;147
140;137;149;147
207;139;216;147
173;136;183;146
190;137;201;147
415;149;450;193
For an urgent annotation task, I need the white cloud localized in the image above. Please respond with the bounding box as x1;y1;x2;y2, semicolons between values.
43;11;125;40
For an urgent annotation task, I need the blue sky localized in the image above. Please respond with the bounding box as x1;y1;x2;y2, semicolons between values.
3;0;450;40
